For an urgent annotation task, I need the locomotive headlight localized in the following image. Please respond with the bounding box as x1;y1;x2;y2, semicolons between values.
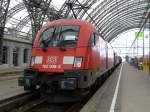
31;56;43;65
73;57;83;68
31;56;35;66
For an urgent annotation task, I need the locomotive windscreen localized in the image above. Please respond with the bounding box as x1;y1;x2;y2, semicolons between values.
39;25;80;48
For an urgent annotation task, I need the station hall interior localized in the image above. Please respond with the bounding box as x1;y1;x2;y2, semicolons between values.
0;0;150;112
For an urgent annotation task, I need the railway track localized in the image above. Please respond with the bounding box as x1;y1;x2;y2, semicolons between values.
0;91;40;112
0;86;98;112
0;83;108;112
0;66;117;112
13;79;104;112
8;95;87;112
0;91;86;112
22;99;87;112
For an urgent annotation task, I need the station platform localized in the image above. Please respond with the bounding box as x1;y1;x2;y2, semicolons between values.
80;62;150;112
0;77;25;101
0;67;24;76
0;67;24;81
0;67;25;100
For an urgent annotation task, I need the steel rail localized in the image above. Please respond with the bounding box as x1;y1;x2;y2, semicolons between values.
0;91;40;112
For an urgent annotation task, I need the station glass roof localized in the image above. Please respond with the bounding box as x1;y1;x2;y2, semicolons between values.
5;0;150;42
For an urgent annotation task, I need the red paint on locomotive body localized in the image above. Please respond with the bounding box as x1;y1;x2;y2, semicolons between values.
18;19;120;98
30;19;111;73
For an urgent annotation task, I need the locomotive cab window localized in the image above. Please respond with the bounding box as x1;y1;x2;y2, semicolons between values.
39;25;80;48
88;33;96;47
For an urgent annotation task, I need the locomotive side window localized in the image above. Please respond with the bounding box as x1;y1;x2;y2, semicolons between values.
39;25;80;48
88;33;96;47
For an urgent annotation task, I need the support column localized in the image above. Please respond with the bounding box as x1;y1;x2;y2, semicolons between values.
23;0;52;41
18;47;24;67
8;46;13;67
0;0;10;64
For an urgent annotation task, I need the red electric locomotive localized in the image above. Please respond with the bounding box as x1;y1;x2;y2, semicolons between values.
18;19;120;102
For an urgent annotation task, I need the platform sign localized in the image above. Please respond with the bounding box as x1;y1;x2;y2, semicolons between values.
135;32;144;39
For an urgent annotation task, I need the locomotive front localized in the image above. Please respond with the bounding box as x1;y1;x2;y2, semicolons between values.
18;20;92;95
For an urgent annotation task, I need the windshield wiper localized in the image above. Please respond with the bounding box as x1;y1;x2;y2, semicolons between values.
59;29;78;35
57;40;77;48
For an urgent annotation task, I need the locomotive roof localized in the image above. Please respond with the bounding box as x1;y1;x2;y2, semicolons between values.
44;19;96;30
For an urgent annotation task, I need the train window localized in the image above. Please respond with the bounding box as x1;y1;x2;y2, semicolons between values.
13;47;19;66
88;33;96;47
2;46;8;64
23;49;28;63
39;25;80;48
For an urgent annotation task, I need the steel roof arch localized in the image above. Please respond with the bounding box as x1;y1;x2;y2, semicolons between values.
94;2;147;28
106;22;150;41
83;0;149;41
108;25;150;42
6;3;26;23
100;12;146;35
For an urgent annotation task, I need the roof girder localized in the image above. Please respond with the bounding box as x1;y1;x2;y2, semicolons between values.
100;11;147;35
84;0;149;41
